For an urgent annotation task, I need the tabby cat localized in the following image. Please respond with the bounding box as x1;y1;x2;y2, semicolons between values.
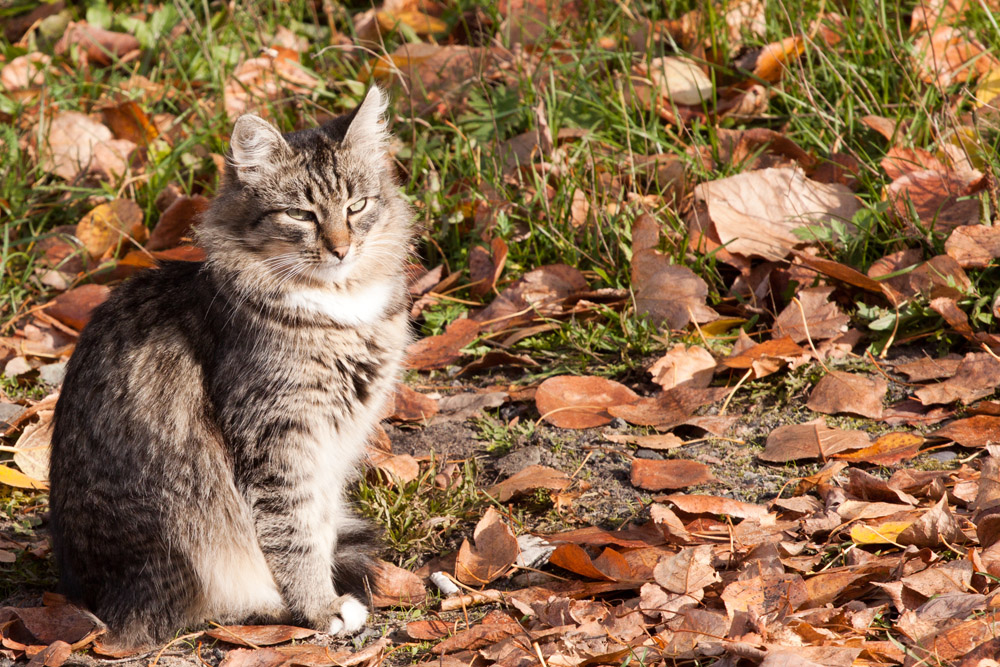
49;86;411;650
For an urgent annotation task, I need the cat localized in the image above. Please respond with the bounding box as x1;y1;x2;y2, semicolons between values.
48;85;412;650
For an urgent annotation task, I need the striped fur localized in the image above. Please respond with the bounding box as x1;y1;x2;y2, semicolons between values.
49;86;411;650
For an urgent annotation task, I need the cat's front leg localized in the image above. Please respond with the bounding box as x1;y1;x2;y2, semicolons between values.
251;486;367;635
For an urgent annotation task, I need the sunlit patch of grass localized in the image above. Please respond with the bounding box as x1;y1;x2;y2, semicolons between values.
354;458;483;569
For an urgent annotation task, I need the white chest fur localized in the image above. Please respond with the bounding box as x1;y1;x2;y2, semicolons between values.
285;282;394;326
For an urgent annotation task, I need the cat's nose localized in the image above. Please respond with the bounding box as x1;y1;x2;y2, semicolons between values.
331;245;350;260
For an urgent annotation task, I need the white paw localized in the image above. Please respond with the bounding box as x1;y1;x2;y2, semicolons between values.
327;595;368;636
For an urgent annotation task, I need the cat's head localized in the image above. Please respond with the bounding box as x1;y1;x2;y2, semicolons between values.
201;86;411;293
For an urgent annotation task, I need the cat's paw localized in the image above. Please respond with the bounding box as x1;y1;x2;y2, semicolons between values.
326;594;368;636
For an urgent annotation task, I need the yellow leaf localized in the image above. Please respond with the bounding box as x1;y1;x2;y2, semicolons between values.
376;10;448;36
977;68;1000;107
0;465;48;490
698;318;746;337
850;521;912;545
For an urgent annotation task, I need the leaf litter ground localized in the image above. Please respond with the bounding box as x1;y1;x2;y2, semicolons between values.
6;0;1000;665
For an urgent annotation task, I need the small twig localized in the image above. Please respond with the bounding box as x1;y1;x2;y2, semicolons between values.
793;296;830;373
533;642;549;667
719;368;752;416
150;631;204;667
570;451;593;479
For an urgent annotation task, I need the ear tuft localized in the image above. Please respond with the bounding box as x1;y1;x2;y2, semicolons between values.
344;86;389;153
229;115;289;175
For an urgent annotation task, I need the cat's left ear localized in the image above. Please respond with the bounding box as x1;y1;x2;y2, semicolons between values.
229;114;289;184
344;86;389;154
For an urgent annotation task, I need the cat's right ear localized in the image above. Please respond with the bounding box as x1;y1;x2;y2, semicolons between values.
229;115;289;184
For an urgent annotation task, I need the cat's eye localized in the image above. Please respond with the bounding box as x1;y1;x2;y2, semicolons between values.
346;198;368;215
285;208;315;221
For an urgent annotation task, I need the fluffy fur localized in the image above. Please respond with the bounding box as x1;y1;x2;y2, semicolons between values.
49;86;412;650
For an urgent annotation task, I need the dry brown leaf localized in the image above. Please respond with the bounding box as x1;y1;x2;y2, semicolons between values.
14;408;53;482
833;432;925;465
945;225;1000;268
932;415;1000;447
455;508;519;585
887;169;981;234
38;112;136;183
430;610;521;654
404;619;451;640
44;284;109;332
897;497;968;547
487;464;572;502
405;318;480;370
881;146;948;180
205;625;315;647
806;371;887;419
644;56;713;106
543;523;665;549
0;597;104;650
389;384;439;422
751;35;806;83
468;238;508;297
653;545;719;594
721;572;807;618
371;560;425;608
914;26;997;88
473;264;587;333
548;544;632;582
1;53;50;91
54;22;140;66
604;432;685;451
693;167;859;261
608;386;726;428
375;454;420;484
648;344;715;390
224;47;320;119
631;249;717;328
630;459;715;491
893;355;962;382
915;352;1000;405
720;335;806;379
772;287;849;343
657;493;768;520
534;375;638;429
147;195;209;251
847;468;919;505
761;420;869;462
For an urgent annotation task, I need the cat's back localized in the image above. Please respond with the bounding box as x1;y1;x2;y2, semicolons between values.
52;261;220;467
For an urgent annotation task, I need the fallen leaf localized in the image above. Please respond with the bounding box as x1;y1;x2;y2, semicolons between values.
44;285;109;331
534;376;638;429
913;26;997;88
435;390;506;420
473;264;587;333
75;200;145;260
646;56;713;105
722;572;807;618
694;167;860;261
389;384;439;422
653;545;719;594
887;169;981;234
751;35;806;83
372;560;425;608
406;318;480;370
833;432;925;465
945;224;1000;268
720;335;806;379
0;598;103;649
1;53;50;91
224;47;320;119
761;420;869;462
608;386;727;428
603;432;686;451
376;10;448;35
146;195;209;251
915;352;1000;405
14;408;53;482
38;112;136;182
0;466;48;490
932;416;1000;447
205;625;315;647
488;465;572;502
657;493;768;520
430;611;521;654
773;287;849;343
216;648;284;667
893;355;962;382
455;508;519;585
375;454;420;484
806;371;887;419
54;21;141;66
468;237;508;297
404;619;451;640
648;344;715;390
630;459;715;491
548;544;632;582
850;520;913;545
632;249;717;328
897;496;968;547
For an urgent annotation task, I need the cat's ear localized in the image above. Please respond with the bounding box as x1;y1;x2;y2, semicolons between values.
229;115;289;183
343;86;389;154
